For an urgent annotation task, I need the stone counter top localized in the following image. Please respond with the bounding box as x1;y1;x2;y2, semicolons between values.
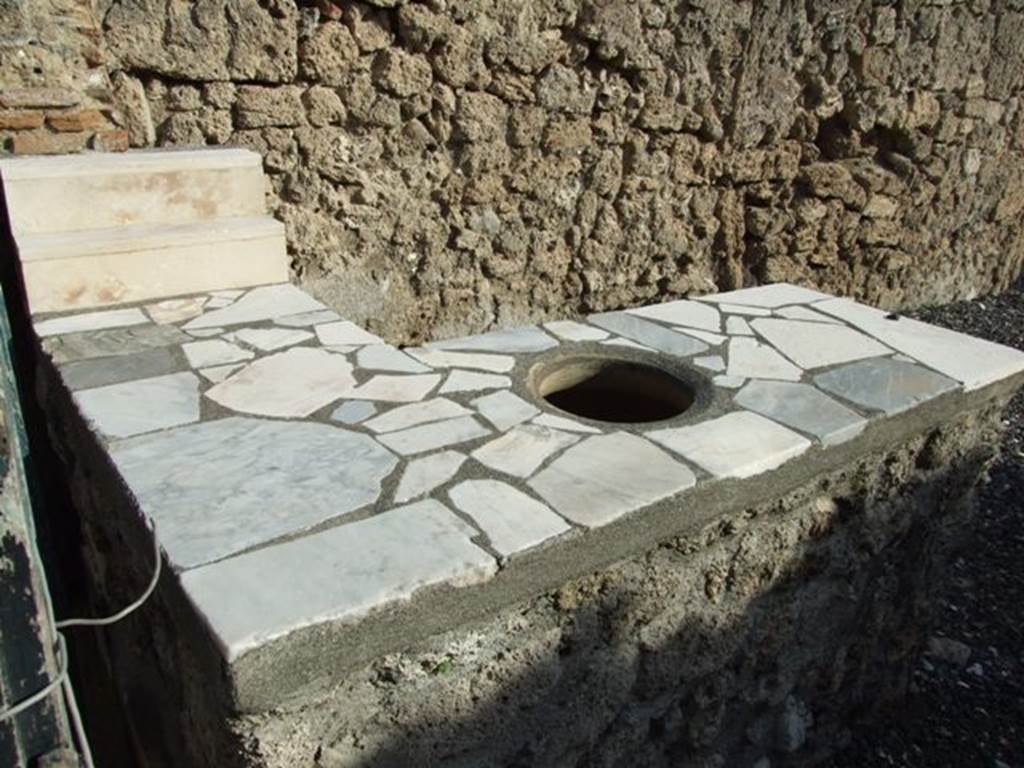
32;281;1024;709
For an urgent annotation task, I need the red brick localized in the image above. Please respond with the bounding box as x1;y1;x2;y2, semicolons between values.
90;129;129;152
0;110;45;130
10;131;90;155
47;109;106;132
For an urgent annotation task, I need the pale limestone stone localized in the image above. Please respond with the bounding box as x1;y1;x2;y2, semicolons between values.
626;299;721;332
439;370;512;393
408;348;516;373
185;283;323;330
376;416;491;455
648;411;810;479
74;372;200;439
750;318;891;369
344;374;441;402
330;401;378;424
471;425;579;478
544;320;609;342
21;218;288;314
35;307;149;337
315;320;385;346
814;358;959;415
589;312;708;357
699;283;831;308
146;296;207;324
427;326;557;353
182;339;254;368
734;380;867;446
727;337;802;381
356;345;431;373
205;348;355;418
364;398;470;433
531;413;602;434
528;433;696;528
395;451;467;503
448;480;571;557
0;148;265;236
179;500;496;660
471;390;541;430
815;298;1024;390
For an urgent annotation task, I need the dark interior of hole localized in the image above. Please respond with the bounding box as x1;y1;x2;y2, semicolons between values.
542;363;694;423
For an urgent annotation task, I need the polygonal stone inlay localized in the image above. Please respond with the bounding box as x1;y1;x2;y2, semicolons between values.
734;380;867;446
427;327;558;353
448;480;570;557
750;318;891;369
74;371;200;439
814;358;959;415
589;312;708;358
395;451;467;503
471;425;579;478
110;417;398;570
185;284;324;330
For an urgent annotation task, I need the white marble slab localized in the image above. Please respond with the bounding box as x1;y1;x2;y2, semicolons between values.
112;417;398;570
356;345;431;373
211;289;244;300
315;320;385;346
198;363;244;384
74;372;201;439
186;327;224;338
544;320;610;342
589;312;708;357
774;305;842;324
815;298;1024;390
626;300;721;332
725;316;753;336
394;451;467;503
206;297;233;309
727;337;803;381
36;307;149;337
532;413;602;434
471;390;541;431
648;410;810;479
330;401;378;424
185;284;325;329
205;348;356;418
439;370;512;393
180;500;496;659
344;374;441;403
407;348;516;373
448;480;571;557
713;374;746;389
693;355;725;372
528;433;696;528
364;398;470;434
718;303;771;317
228;327;314;352
427;327;558;353
698;283;831;308
471;425;579;478
601;338;652;351
376;416;491;456
146;296;207;324
674;328;726;345
274;309;342;327
750;318;891;369
814;357;960;415
734;380;867;446
182;339;254;368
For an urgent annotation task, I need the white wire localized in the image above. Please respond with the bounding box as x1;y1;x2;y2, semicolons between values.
56;521;161;629
0;519;161;768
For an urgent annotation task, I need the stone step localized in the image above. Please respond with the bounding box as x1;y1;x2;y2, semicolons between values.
0;148;266;236
17;217;288;314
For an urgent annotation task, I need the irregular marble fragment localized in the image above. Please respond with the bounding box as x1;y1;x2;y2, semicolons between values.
394;451;467;503
814;358;959;415
36;307;149;337
471;425;579;478
448;480;570;557
426;326;557;353
471;390;541;431
74;372;200;439
185;284;325;329
750;318;890;369
376;416;491;455
543;320;609;342
735;380;867;445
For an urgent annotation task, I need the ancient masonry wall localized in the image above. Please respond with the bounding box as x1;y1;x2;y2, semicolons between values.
4;0;1024;342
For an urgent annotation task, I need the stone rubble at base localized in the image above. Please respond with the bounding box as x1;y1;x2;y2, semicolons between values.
34;281;1024;660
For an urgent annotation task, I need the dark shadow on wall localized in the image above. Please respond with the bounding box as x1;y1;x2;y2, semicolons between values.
266;422;996;768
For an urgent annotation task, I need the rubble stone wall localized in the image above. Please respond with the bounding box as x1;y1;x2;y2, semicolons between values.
7;0;1024;342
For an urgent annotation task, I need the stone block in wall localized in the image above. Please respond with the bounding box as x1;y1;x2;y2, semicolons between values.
10;131;90;155
46;109;106;132
372;49;432;98
298;21;359;85
0;88;80;109
110;72;155;147
0;111;45;130
345;3;394;52
235;86;306;129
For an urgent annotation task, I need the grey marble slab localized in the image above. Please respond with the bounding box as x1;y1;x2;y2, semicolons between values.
185;284;325;329
426;326;558;353
43;324;190;364
74;372;200;439
814;357;960;415
734;380;867;446
589;312;708;358
59;347;181;391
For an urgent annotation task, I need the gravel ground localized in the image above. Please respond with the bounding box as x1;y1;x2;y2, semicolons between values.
830;278;1024;768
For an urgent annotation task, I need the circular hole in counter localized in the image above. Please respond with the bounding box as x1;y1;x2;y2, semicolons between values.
531;356;696;424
